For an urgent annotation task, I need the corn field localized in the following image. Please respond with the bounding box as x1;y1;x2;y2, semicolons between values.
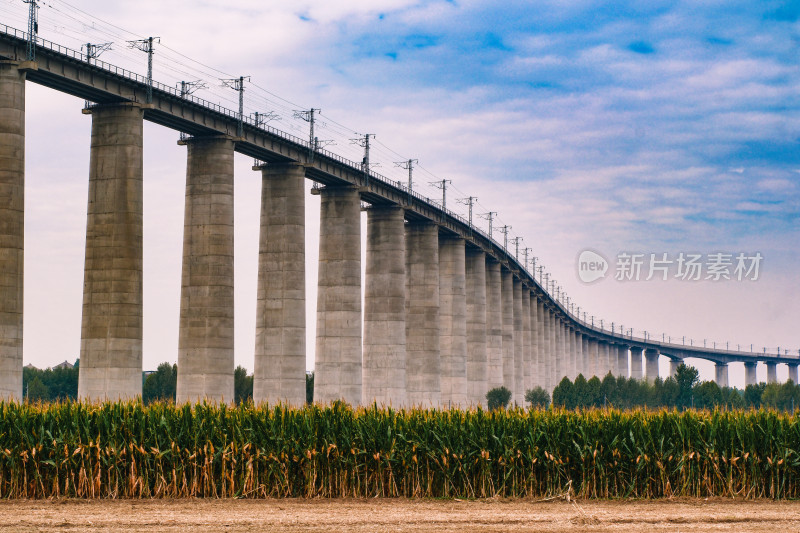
1;401;799;499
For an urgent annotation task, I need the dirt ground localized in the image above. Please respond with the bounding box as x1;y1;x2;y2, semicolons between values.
0;498;798;532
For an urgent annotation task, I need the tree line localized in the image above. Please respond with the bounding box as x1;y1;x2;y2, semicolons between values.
548;364;800;411
22;361;311;405
21;360;800;411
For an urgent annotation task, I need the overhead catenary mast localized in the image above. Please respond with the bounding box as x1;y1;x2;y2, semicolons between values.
23;0;39;61
83;42;112;64
429;179;452;210
128;37;160;104
221;76;250;137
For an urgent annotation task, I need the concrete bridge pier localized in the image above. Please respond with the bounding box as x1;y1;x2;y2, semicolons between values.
545;310;555;389
363;205;407;407
501;268;515;394
465;249;487;406
512;278;524;404
537;300;549;390
788;363;799;385
314;186;362;405
581;335;590;378
405;223;441;407
176;135;236;404
644;348;659;383
630;346;644;380
669;358;681;378
585;338;596;378
553;315;561;384
601;341;612;377
528;294;539;390
617;345;629;378
78;103;145;401
766;362;777;384
252;162;306;406
0;60;27;400
571;330;580;379
439;236;467;407
485;260;503;391
744;362;758;386
521;286;532;398
714;363;729;388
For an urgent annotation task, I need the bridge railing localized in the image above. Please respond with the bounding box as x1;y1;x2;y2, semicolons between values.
3;23;794;362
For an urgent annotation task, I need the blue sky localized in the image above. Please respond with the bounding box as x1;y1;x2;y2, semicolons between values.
3;0;798;385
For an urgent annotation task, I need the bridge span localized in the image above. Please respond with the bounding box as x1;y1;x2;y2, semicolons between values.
0;24;795;405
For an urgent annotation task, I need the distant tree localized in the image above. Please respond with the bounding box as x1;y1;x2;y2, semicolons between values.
675;364;699;410
486;386;512;411
26;376;49;402
693;381;722;409
744;383;766;408
306;372;314;404
234;365;253;405
552;377;574;408
143;363;177;404
661;377;680;408
525;386;551;409
585;376;602;408
600;373;618;407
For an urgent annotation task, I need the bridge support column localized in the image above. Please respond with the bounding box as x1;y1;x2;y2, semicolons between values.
405;223;440;407
529;294;539;389
363;206;406;406
0;61;27;400
583;339;597;380
252;162;306;406
630;347;644;380
465;249;487;406
485;260;503;392
788;363;799;385
669;358;681;378
78;103;144;401
314;186;362;405
714;362;729;388
744;362;757;386
766;362;777;384
537;300;549;390
521;286;532;400
644;348;659;383
601;341;611;378
439;236;467;407
567;329;576;380
176;136;236;404
580;335;589;378
617;345;629;378
512;278;524;404
501;268;515;394
553;316;562;385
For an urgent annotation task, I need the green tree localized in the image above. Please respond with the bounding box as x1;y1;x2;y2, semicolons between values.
693;381;722;409
551;377;574;408
675;364;699;410
661;377;679;407
600;373;617;407
525;386;551;409
143;363;177;404
26;376;49;402
234;365;253;405
486;386;512;411
744;383;766;408
306;371;314;404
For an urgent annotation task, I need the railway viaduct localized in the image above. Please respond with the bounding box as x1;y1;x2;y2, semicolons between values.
0;25;796;405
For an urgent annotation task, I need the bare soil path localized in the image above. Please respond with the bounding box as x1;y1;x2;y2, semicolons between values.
0;498;798;532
